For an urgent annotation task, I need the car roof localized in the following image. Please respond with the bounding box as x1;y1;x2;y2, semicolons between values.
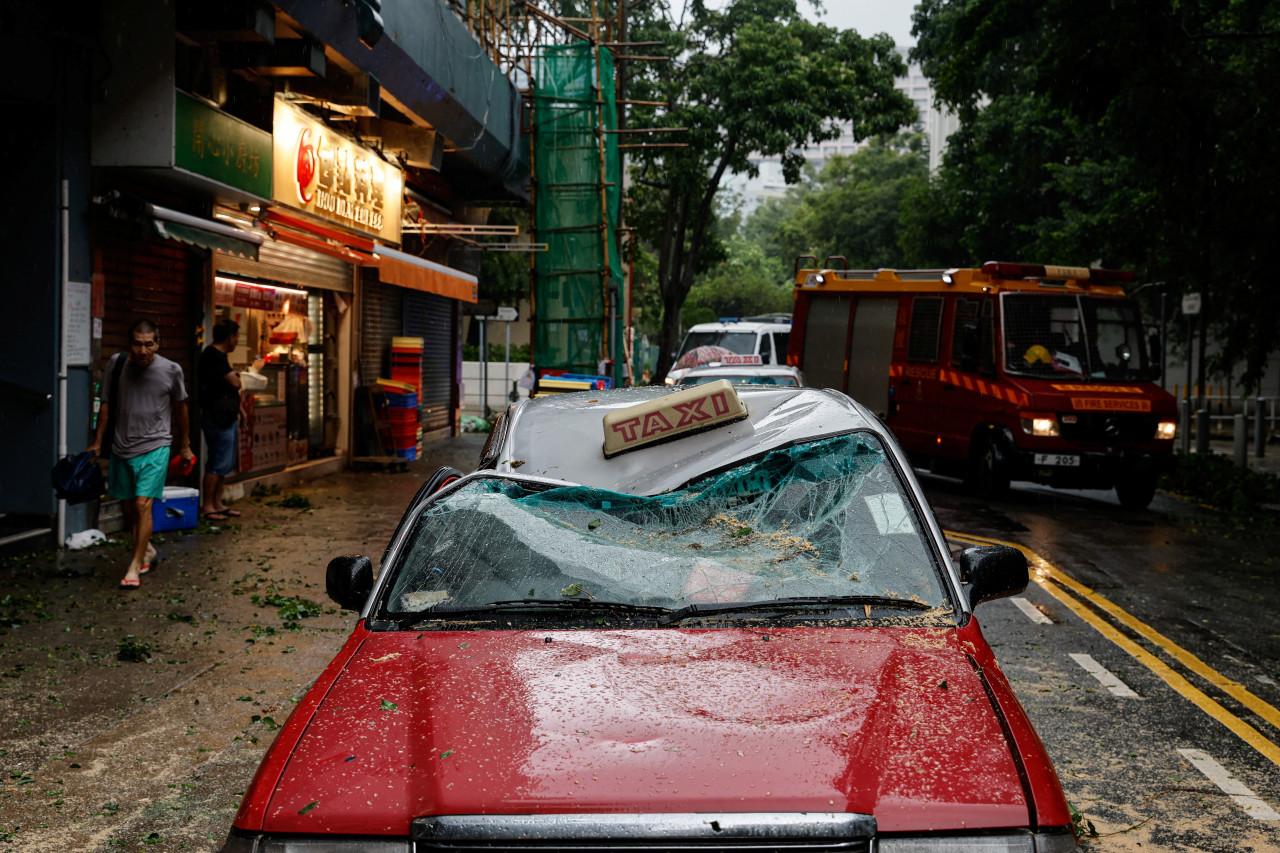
683;364;801;377
493;385;879;495
684;319;791;333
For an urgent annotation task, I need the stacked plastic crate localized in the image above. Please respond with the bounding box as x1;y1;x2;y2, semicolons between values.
381;336;424;461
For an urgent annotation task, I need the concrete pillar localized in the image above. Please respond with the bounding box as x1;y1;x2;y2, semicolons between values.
1257;398;1267;458
1196;409;1210;455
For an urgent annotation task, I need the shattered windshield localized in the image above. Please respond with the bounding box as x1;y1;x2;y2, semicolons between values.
1002;293;1154;381
379;434;951;628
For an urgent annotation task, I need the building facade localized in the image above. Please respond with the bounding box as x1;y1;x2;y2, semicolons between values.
0;0;528;548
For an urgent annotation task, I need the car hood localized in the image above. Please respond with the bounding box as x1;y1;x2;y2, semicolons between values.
261;627;1028;835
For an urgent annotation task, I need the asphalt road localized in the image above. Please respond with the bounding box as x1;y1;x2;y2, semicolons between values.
923;473;1280;851
2;437;1278;851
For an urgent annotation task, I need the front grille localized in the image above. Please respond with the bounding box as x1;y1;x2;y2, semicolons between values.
1058;412;1157;443
415;843;870;851
413;814;874;852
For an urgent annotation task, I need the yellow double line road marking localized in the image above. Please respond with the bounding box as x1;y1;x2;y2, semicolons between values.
947;529;1280;769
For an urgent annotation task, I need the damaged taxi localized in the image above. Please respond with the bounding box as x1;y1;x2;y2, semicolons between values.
221;382;1077;852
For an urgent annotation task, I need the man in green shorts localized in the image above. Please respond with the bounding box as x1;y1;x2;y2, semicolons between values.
88;320;194;588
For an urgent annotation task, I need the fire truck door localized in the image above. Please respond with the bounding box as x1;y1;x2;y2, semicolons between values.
800;293;852;391
892;295;945;452
845;297;897;418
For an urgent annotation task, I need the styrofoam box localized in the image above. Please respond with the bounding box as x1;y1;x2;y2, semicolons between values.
152;486;199;532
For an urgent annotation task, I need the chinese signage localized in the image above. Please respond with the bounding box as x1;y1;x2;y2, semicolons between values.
272;98;403;243
214;277;308;313
175;92;272;198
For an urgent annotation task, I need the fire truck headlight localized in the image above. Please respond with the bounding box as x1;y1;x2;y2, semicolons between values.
1156;420;1176;440
1019;412;1060;437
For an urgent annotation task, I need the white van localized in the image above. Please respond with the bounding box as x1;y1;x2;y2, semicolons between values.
665;315;792;384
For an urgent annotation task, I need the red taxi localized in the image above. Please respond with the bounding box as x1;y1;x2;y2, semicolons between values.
221;382;1077;852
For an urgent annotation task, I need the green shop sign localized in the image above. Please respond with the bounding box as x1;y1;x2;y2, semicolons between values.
175;91;272;198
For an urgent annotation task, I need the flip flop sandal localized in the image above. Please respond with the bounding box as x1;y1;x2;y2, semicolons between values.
217;509;242;518
120;577;141;589
139;553;159;574
203;512;230;522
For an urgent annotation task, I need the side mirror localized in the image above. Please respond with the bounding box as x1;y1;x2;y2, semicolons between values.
326;554;374;612
958;545;1028;607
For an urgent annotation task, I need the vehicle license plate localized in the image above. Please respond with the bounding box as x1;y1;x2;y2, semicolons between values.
1033;453;1080;466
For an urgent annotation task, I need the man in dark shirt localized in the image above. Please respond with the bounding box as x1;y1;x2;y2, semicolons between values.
198;319;244;521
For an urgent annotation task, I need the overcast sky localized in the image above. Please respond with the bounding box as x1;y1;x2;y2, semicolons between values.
802;0;918;47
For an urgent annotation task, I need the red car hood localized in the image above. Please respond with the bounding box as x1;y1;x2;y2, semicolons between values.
261;627;1028;835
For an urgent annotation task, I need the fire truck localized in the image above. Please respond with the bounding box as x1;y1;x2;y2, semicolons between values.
788;259;1178;508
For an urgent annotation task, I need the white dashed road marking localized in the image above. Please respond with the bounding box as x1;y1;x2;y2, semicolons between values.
1010;596;1052;625
1177;748;1280;820
1069;653;1139;697
1258;675;1277;687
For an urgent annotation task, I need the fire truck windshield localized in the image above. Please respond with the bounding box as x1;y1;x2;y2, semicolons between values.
1001;293;1154;382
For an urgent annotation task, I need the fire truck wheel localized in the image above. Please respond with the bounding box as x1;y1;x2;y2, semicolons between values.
1115;473;1158;510
969;440;1011;500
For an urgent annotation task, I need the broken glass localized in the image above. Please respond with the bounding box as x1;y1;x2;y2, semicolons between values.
381;433;949;624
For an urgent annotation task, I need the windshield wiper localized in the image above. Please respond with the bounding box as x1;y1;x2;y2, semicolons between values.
411;598;673;621
656;595;935;626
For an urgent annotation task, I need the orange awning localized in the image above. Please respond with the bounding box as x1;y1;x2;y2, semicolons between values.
375;244;478;303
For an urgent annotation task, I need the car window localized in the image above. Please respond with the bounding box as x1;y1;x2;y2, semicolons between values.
676;331;757;359
683;374;798;386
380;433;951;626
759;332;773;362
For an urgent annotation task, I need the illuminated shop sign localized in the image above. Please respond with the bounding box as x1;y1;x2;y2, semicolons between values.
271;98;404;243
214;277;308;312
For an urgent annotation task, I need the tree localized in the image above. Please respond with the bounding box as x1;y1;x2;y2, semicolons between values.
764;133;930;269
910;0;1280;391
682;234;792;327
628;0;916;378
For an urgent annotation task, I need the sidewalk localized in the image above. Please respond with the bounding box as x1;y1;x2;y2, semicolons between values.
1203;437;1280;478
0;434;487;852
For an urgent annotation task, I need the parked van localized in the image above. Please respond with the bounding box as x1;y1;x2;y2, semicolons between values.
666;315;792;384
788;261;1177;508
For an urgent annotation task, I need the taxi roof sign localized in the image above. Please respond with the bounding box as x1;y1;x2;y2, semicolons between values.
603;380;748;458
715;354;763;365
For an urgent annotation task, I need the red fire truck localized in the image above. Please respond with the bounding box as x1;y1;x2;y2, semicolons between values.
788;260;1178;508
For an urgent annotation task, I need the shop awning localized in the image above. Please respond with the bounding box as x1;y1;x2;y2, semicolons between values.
374;243;478;303
147;204;264;260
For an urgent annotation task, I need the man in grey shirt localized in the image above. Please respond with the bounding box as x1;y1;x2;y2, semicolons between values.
88;319;194;588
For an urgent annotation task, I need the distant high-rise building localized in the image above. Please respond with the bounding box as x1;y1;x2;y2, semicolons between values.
724;52;958;216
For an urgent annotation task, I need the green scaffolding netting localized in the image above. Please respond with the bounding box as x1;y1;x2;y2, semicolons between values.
531;42;623;376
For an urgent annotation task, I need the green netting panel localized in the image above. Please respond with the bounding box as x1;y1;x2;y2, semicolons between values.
531;42;623;375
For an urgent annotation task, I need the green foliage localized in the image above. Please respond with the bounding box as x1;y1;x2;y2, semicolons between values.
477;206;531;306
251;593;323;622
265;493;312;510
116;636;152;663
1161;453;1280;516
910;0;1280;391
682;235;792;327
748;133;930;270
626;0;916;375
463;342;531;363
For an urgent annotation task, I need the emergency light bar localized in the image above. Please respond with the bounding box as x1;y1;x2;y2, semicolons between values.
981;261;1136;284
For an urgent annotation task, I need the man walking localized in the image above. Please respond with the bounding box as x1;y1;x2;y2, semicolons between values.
198;319;243;521
88;320;193;588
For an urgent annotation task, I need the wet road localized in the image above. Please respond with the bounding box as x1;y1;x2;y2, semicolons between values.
923;474;1280;850
2;438;1278;851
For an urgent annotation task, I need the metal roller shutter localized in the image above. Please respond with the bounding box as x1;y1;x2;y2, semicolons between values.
98;229;198;390
403;291;456;435
359;275;403;388
215;243;354;293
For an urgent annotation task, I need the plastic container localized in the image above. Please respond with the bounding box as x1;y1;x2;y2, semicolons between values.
152;486;199;532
